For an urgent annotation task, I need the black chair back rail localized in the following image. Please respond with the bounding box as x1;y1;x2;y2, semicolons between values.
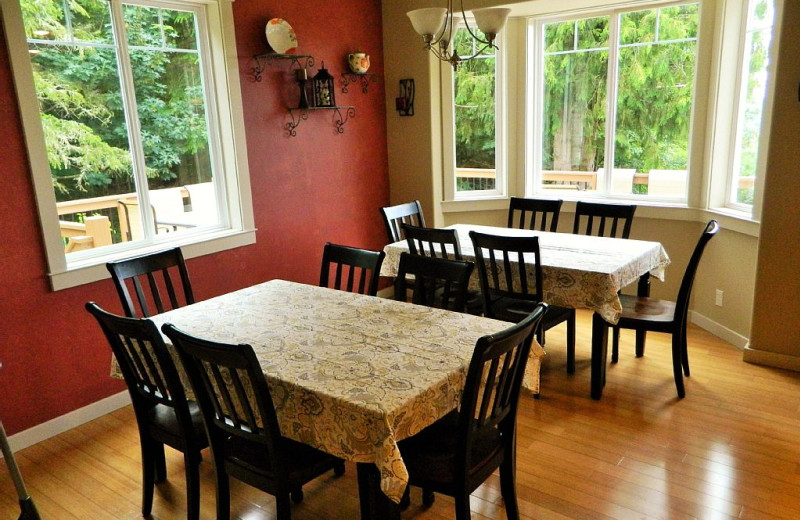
394;253;474;312
319;242;385;296
380;200;425;243
572;201;637;239
106;247;194;317
507;197;563;232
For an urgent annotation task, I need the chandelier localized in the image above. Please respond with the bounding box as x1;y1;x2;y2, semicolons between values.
407;2;511;69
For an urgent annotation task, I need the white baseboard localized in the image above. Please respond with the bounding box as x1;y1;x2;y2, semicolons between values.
690;310;749;349
2;390;131;455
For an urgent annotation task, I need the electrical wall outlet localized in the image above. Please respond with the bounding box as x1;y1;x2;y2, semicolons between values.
715;289;724;307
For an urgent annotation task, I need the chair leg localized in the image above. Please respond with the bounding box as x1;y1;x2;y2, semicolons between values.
566;310;576;374
140;439;156;516
454;493;472;520
400;485;411;510
215;467;231;520
681;326;690;376
499;457;520;520
276;493;292;520
635;330;647;357
671;333;686;398
184;452;201;520
611;326;619;364
154;442;167;483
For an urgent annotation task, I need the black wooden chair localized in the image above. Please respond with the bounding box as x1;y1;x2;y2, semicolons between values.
594;220;720;398
380;200;425;243
403;224;463;260
507;197;563;232
85;302;208;520
106;247;194;317
398;303;547;519
469;231;575;373
572;201;637;238
572;201;638;356
394;253;474;312
319;242;385;296
162;324;345;520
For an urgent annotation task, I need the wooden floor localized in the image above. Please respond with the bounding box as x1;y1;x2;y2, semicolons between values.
3;309;800;520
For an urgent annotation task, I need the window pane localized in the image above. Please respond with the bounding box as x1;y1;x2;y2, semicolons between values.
454;27;497;193
732;0;775;206
24;0;136;253
125;5;218;233
614;5;698;197
541;18;608;193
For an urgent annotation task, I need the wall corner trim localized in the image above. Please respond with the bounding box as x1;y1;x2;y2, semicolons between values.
743;346;800;373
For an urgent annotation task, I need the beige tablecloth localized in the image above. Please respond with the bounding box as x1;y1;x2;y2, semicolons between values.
381;224;671;324
118;280;542;503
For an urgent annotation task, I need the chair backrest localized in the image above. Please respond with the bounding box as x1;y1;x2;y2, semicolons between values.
456;304;546;473
469;231;543;318
319;242;385;296
572;201;637;238
107;248;194;318
85;302;195;438
403;224;463;260
507;197;563;232
394;252;474;312
162;323;284;477
674;220;720;324
380;200;425;243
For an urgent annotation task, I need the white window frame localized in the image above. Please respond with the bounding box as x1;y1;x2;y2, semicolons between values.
2;0;255;291
527;0;701;203
442;24;508;202
724;0;779;215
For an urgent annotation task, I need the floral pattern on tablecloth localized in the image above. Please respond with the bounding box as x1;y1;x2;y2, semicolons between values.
381;224;671;324
123;280;543;503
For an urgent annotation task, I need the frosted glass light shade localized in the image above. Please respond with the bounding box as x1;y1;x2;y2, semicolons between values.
472;7;511;36
407;8;447;37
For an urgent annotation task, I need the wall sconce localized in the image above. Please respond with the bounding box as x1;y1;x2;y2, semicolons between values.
396;79;415;116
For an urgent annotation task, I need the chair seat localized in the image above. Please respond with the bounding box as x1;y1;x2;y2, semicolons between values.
618;293;677;324
398;411;502;488
225;435;341;484
148;400;208;451
491;297;571;328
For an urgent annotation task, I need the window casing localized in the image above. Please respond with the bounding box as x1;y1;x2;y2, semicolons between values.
2;0;254;290
442;24;507;201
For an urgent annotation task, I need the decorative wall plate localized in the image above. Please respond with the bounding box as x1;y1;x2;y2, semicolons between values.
266;18;297;54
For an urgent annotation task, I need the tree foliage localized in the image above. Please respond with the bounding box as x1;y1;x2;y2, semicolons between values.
22;0;211;202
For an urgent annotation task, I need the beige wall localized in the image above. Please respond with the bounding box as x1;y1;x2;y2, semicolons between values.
382;0;794;362
744;0;800;370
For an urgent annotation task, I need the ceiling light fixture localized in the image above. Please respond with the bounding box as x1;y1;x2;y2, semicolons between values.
407;2;510;69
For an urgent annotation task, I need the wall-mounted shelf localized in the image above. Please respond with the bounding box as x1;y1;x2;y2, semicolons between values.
286;106;355;137
252;53;315;82
340;73;377;94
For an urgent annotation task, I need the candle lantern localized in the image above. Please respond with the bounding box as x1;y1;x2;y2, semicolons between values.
312;62;336;108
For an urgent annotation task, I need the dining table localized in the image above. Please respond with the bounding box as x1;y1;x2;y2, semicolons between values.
133;279;544;519
380;223;671;399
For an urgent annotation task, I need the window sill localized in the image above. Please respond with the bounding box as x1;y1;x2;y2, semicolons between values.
438;197;760;237
49;228;257;291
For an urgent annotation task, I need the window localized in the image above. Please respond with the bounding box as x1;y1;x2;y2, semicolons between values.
3;0;253;289
728;0;776;209
531;3;699;200
443;25;506;200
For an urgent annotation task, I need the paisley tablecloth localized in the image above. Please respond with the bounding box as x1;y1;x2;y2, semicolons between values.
131;280;542;503
381;224;671;324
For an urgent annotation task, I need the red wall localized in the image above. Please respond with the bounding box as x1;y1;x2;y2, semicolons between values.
0;1;389;434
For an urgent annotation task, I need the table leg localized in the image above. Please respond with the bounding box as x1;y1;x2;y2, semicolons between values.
636;273;651;357
591;312;609;400
356;463;401;520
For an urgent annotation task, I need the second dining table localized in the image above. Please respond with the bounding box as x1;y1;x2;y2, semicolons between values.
380;223;671;399
140;279;543;519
